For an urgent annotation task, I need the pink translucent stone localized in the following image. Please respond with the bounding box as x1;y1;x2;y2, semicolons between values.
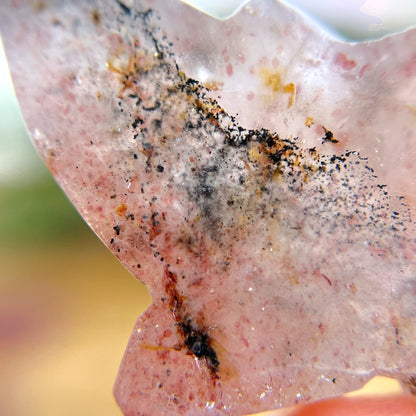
1;0;415;415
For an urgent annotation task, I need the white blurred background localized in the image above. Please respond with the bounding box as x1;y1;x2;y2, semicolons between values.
182;0;416;40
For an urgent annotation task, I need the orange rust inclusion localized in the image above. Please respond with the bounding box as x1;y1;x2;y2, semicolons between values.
140;343;180;352
203;80;224;91
305;116;314;127
90;9;101;26
160;266;222;376
107;49;145;98
259;67;296;108
248;136;298;178
115;203;127;216
164;266;185;321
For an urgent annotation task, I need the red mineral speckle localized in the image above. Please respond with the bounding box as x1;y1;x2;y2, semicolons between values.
334;53;357;71
404;53;416;77
358;63;373;79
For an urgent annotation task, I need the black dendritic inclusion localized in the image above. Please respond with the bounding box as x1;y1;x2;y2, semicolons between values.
179;318;220;373
321;127;339;144
114;3;412;248
116;0;131;15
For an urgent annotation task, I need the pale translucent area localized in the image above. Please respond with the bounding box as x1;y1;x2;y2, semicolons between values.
180;0;249;19
1;0;415;185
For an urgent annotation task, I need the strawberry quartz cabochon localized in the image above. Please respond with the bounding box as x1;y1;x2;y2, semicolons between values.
1;0;415;415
